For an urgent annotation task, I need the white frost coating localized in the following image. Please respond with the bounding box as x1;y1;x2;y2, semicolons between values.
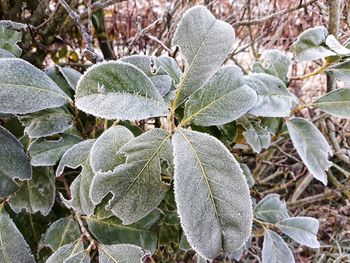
0;125;32;198
75;61;169;120
286;117;332;185
99;244;149;263
64;250;90;263
56;139;95;177
90;125;134;173
18;107;73;138
0;58;70;114
0;210;36;263
291;26;335;61
172;129;253;260
254;194;289;223
46;242;84;263
325;35;350;55
0;47;15;58
9;166;55;216
89;129;172;224
244;73;298;117
312;88;350;118
59;66;82;91
40;216;81;251
56;139;96;215
183;66;257;126
172;6;235;106
276;216;320;248
28;134;82;166
262;230;294;263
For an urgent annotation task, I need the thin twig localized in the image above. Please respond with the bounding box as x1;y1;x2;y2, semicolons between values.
58;0;103;63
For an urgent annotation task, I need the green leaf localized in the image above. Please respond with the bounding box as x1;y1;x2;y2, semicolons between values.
85;210;160;253
58;66;82;91
57;140;96;216
39;216;81;252
262;230;294;263
0;58;70;114
240;163;255;188
0;209;35;263
291;26;335;61
173;129;253;260
28;134;82;166
0;126;31;198
156;56;182;84
238;116;270;153
121;55;178;98
253;49;291;83
325;35;350;55
75;61;168;120
45;66;74;98
98;244;149;263
46;242;84;263
254;194;289;223
244;73;297;117
18;107;73;138
173;6;235;106
276;216;320;248
326;60;350;82
286;118;332;185
64;250;90;263
90;129;172;224
0;25;22;57
182;66;257;126
312;88;350;118
8;166;55;216
90;125;134;173
0;47;15;58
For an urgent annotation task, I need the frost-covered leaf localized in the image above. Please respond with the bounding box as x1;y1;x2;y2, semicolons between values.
90;125;134;173
287;118;332;185
244;73;297;117
46;242;84;263
156;56;182;84
0;25;22;57
18;107;73;138
57;140;96;215
40;216;81;252
276;217;320;248
85;210;160;252
173;6;235;106
98;244;149;263
0;47;15;58
253;49;291;83
121;55;177;98
182;66;257;126
46;66;75;98
326;60;350;82
9;166;55;216
173;129;253;260
254;194;289;223
238;116;270;153
64;251;90;263
312;88;350;118
75;61;168;120
262;230;294;263
0;125;31;198
0;58;70;114
240;163;255;188
90;129;172;224
291;26;335;61
325;35;350;55
28;134;82;166
59;66;82;90
0;208;35;263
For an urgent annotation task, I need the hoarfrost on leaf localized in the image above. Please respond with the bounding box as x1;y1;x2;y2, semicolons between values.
262;230;294;263
172;6;235;106
254;194;289;223
75;61;169;120
98;244;149;263
172;128;253;260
